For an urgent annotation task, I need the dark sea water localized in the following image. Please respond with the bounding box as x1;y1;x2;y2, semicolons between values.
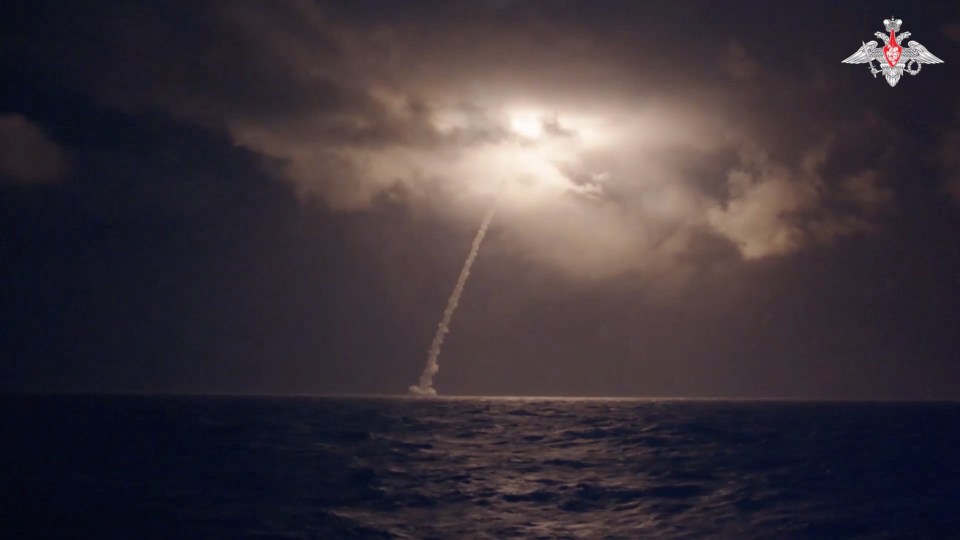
2;396;959;538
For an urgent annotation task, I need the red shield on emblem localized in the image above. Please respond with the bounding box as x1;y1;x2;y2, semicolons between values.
883;31;901;67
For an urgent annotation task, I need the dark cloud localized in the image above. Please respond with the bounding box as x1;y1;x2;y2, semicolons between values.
721;40;759;81
0;114;63;183
941;107;960;206
943;21;960;41
839;170;894;215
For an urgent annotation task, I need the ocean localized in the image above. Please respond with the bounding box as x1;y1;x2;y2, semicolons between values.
2;395;959;538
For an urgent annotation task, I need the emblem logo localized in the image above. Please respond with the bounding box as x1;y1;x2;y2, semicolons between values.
842;17;944;87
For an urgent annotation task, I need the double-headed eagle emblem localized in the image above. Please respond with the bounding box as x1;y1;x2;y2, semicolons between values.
843;17;943;87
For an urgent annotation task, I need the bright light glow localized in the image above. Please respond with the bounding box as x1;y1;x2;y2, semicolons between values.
509;112;543;139
332;104;622;213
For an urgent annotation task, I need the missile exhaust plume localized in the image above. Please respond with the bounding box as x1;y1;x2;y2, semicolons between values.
409;195;500;396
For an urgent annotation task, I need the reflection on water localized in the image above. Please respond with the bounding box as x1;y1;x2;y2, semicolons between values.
3;396;959;537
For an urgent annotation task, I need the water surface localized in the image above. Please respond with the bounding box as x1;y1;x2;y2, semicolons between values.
3;395;958;538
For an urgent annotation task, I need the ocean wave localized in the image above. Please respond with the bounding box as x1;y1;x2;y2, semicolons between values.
5;396;960;538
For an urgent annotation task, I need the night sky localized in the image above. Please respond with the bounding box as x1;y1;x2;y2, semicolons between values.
2;1;959;398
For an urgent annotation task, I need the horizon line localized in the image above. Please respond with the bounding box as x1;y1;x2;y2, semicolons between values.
3;390;959;403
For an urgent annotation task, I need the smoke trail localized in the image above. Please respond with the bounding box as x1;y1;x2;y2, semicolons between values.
409;199;499;396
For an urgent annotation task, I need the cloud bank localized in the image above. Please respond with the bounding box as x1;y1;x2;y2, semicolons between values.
3;1;902;281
